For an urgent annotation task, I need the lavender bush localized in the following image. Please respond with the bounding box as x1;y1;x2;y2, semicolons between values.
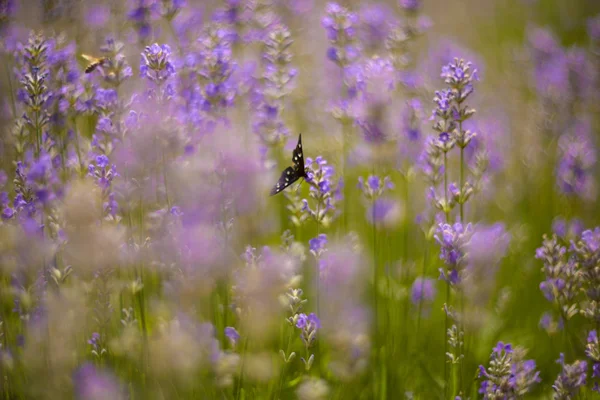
0;1;599;399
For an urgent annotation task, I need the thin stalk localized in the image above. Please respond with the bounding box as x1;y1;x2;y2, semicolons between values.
415;242;429;337
459;146;464;223
443;151;449;222
372;199;378;340
460;294;467;396
4;60;17;119
342;121;349;233
235;336;250;400
403;174;410;260
315;205;321;317
34;108;41;157
162;149;170;208
444;283;450;399
71;117;85;175
277;328;295;399
459;141;465;395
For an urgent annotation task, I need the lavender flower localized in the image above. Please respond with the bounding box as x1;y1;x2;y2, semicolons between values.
358;175;393;200
158;0;185;21
253;23;297;147
87;332;107;359
399;0;421;12
535;234;580;319
365;198;401;227
478;342;541;398
296;313;320;339
351;56;397;144
552;217;584;240
358;175;399;228
322;3;360;67
0;0;16;31
586;330;600;391
398;98;426;164
16;33;51;156
556;118;596;200
141;43;176;84
88;155;118;191
309;234;328;258
552;354;587;399
358;3;394;54
411;277;436;305
439;58;478;148
419;136;444;189
572;227;600;322
435;222;472;285
85;4;110;28
127;0;158;42
302;156;342;227
224;327;240;347
88;154;119;219
98;38;133;88
195;23;237;118
296;312;320;370
588;14;600;43
73;363;125;400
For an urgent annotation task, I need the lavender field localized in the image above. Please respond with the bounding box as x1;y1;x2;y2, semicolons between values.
0;0;600;399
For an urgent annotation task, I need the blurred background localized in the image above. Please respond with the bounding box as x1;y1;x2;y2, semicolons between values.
0;0;599;399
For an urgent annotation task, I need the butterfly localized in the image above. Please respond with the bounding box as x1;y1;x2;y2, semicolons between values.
81;54;108;74
270;134;307;196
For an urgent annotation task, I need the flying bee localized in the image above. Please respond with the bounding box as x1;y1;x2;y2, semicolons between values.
81;54;108;74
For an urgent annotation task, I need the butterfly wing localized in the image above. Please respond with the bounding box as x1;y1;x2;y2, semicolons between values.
292;134;305;177
270;166;303;196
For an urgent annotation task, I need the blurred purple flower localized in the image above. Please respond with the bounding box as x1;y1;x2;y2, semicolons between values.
309;234;328;257
399;0;421;11
194;23;237;117
588;14;600;41
556;118;596;201
224;326;240;347
364;198;400;227
127;0;158;41
358;3;394;53
73;363;125;400
86;4;110;28
322;2;360;68
552;217;584;240
411;277;436;305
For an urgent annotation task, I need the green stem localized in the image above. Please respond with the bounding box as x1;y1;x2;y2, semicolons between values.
277;328;294;399
459;146;464;223
372;199;378;340
34;109;41;157
443;151;449;222
342;121;349;233
444;284;450;399
162;149;170;208
416;242;429;338
235;337;250;400
458;142;465;395
4;60;17;119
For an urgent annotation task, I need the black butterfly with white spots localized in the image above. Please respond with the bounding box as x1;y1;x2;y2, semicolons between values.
270;134;307;196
